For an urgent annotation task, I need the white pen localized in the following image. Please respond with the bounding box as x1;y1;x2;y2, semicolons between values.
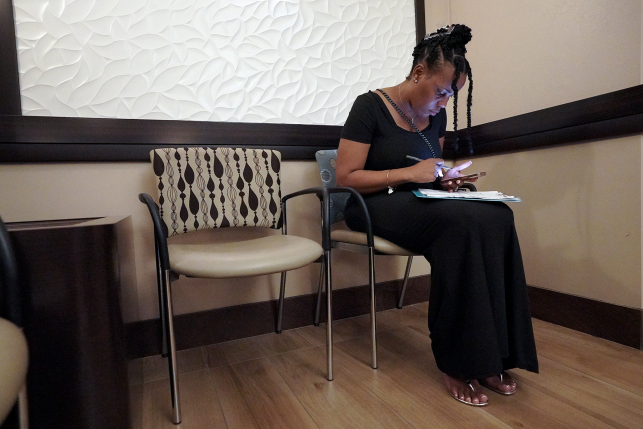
406;155;450;176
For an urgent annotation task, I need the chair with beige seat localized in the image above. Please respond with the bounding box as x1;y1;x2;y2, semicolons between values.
139;147;327;425
314;149;475;370
0;216;29;429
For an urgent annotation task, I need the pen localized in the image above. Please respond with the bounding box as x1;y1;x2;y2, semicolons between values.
406;155;450;176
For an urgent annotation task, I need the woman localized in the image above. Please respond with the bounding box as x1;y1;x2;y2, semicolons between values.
336;24;538;406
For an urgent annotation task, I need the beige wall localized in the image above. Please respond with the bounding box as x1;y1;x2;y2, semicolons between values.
449;0;642;125
469;138;641;308
427;0;643;308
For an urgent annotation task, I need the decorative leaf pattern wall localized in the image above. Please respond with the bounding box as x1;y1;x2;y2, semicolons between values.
14;0;415;124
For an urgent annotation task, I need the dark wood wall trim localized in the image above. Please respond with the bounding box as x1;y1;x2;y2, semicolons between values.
0;116;342;161
126;273;642;359
2;84;641;163
444;84;643;159
414;0;426;44
0;0;20;115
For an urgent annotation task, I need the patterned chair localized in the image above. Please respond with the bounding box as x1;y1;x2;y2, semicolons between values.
139;147;326;424
0;216;29;428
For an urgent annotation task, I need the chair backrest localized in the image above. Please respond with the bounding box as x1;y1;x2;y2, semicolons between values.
315;150;350;225
151;147;283;236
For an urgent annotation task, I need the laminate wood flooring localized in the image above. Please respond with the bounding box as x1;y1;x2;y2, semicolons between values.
129;304;643;429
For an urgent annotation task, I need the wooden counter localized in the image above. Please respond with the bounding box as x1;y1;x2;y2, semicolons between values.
4;216;134;429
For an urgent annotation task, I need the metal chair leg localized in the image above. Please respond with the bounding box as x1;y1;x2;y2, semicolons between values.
155;237;168;356
163;270;181;425
397;256;413;309
314;260;325;326
18;385;28;429
368;247;377;369
324;250;333;381
276;271;287;333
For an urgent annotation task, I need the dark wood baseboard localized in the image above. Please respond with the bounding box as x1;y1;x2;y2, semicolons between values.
527;286;642;350
126;275;431;359
126;276;643;359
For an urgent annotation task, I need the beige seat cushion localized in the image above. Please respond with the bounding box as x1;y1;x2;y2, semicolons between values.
0;318;28;424
331;229;419;256
169;235;323;278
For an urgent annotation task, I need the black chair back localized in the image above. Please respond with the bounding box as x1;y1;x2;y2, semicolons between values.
0;216;22;327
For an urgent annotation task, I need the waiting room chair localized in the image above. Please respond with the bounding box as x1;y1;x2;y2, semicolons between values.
0;216;29;429
139;147;327;424
314;149;476;370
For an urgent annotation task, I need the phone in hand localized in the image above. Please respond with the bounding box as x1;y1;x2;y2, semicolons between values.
440;172;486;184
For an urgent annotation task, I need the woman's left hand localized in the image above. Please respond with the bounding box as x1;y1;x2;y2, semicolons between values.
441;161;477;193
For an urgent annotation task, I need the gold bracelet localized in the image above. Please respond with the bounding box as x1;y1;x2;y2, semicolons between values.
386;169;394;194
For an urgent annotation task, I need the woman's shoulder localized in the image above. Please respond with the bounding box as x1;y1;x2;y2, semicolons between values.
350;90;388;118
352;90;380;107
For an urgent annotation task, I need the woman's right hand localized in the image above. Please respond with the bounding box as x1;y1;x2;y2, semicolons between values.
408;158;445;183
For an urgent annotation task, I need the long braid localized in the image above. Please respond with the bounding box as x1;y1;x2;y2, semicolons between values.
466;66;473;154
451;68;461;154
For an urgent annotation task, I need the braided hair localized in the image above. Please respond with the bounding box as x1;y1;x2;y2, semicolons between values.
409;24;473;155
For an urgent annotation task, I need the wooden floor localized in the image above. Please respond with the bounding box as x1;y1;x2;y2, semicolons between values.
128;302;643;428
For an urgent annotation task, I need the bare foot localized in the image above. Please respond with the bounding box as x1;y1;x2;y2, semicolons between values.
481;372;517;394
443;374;488;405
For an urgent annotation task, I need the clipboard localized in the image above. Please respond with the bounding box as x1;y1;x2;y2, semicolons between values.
412;189;521;202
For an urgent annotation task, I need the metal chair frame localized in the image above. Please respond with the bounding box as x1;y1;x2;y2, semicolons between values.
139;183;339;424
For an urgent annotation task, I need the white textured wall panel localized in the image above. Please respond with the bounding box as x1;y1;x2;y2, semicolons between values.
14;0;415;124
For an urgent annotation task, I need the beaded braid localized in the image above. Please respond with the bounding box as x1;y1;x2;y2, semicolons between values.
450;57;472;155
451;68;460;154
465;65;473;154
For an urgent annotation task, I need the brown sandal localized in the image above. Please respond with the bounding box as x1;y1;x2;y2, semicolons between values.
448;380;489;406
479;372;517;395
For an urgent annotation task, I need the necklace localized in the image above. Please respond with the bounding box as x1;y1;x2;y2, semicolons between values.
377;88;437;159
398;84;416;124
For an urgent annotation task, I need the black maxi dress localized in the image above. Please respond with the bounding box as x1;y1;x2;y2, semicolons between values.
342;91;539;380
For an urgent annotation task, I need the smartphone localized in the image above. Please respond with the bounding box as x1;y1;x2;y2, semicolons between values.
440;172;486;183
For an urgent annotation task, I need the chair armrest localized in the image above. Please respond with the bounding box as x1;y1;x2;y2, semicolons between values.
138;193;171;270
325;187;374;249
281;187;331;250
281;186;374;251
281;187;326;203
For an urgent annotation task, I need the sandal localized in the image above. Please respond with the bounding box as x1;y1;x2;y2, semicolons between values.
479;372;517;395
447;380;489;407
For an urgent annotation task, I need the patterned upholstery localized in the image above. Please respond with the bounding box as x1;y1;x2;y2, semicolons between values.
315;150;349;224
151;147;282;235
